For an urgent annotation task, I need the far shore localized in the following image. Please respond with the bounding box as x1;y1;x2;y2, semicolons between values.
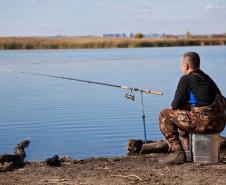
0;36;226;50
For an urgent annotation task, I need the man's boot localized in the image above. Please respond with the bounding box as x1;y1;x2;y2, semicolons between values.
158;141;186;165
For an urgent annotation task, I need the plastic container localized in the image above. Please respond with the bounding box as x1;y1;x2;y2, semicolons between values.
191;133;220;163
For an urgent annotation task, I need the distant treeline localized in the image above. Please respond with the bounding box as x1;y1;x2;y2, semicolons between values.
0;36;226;50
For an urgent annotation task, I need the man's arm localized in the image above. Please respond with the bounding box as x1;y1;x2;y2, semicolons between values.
171;76;189;110
204;73;221;95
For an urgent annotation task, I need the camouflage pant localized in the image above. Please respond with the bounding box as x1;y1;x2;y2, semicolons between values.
159;104;225;151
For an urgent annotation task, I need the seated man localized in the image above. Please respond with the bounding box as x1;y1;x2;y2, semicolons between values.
159;52;226;165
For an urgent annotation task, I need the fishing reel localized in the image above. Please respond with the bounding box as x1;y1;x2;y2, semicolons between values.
125;89;135;101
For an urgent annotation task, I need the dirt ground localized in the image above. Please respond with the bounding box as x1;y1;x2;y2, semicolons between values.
1;149;226;185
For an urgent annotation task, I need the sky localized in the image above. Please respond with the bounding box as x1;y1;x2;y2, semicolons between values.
0;0;226;36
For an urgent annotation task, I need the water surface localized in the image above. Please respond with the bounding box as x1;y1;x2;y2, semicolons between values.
0;46;225;160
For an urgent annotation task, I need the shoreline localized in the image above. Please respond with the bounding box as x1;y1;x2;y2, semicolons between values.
0;36;226;50
1;138;226;184
0;151;226;185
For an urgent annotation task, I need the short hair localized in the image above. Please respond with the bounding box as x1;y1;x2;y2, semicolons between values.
183;52;200;69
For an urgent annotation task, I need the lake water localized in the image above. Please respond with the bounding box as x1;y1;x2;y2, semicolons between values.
0;46;226;160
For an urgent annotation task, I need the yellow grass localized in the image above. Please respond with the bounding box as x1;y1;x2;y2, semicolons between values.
0;36;225;50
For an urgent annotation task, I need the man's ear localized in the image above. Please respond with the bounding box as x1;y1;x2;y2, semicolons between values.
185;63;189;70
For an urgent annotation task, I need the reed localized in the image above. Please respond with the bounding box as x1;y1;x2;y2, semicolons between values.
0;36;225;50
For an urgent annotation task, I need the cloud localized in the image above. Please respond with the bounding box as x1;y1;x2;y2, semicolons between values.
96;2;105;7
123;0;153;15
205;4;226;11
153;16;195;22
31;0;64;6
130;7;152;14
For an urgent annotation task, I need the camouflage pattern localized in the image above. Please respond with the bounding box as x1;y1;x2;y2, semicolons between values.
159;95;226;152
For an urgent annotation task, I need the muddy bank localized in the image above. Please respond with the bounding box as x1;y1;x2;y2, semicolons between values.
0;149;226;185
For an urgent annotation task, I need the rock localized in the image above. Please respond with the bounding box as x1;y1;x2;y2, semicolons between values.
0;154;21;164
46;155;61;166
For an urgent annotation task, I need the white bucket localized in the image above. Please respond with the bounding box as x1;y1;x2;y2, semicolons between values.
191;133;220;163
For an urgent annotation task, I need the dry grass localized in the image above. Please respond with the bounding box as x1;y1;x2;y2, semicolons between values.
0;36;226;50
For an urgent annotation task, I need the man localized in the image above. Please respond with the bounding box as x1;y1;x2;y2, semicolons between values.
159;52;226;165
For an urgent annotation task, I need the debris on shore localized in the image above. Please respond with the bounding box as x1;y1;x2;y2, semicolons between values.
0;140;30;172
0;138;226;184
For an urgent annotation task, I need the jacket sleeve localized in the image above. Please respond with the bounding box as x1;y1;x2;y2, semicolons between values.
171;75;189;110
204;74;221;95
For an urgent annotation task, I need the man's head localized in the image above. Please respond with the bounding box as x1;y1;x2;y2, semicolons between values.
181;52;200;74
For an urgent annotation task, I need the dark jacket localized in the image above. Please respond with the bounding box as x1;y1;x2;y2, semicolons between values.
171;70;221;110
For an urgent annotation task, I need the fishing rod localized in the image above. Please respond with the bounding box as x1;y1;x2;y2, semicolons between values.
0;68;163;143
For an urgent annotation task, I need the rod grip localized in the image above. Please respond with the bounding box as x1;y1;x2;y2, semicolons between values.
143;89;163;95
121;85;129;90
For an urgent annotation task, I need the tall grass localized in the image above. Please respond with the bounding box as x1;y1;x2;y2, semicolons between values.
0;36;225;50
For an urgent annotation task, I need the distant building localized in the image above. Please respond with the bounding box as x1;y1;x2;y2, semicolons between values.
129;33;134;38
129;33;163;38
122;33;127;38
103;33;127;38
103;33;168;38
114;33;121;38
103;34;114;37
143;33;162;38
